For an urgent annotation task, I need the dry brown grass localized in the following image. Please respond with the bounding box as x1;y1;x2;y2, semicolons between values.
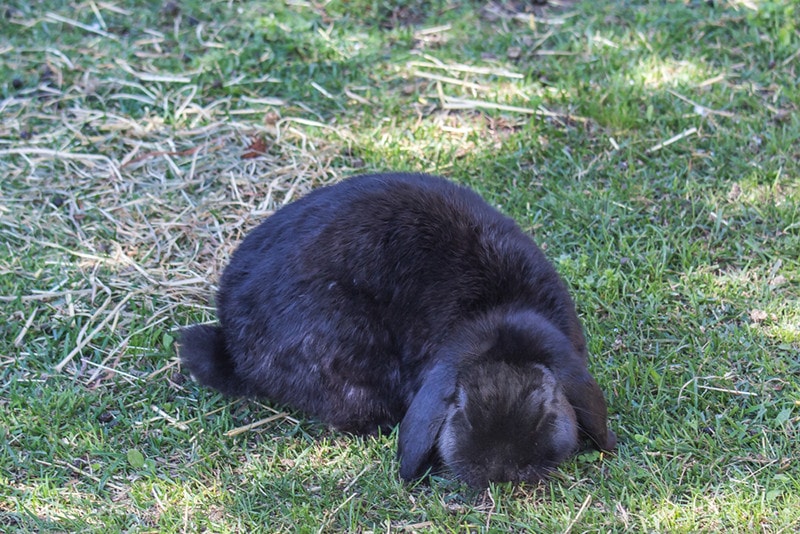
1;82;354;381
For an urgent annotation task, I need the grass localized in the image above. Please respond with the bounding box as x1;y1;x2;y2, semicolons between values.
1;0;798;531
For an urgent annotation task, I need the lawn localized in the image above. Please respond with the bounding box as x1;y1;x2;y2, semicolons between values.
1;0;798;531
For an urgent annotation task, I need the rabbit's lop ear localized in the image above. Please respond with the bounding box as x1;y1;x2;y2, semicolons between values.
397;360;458;481
560;368;616;451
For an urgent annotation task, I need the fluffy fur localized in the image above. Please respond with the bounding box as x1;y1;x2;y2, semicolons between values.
180;172;615;488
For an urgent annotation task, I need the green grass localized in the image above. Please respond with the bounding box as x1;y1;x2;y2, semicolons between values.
1;0;799;531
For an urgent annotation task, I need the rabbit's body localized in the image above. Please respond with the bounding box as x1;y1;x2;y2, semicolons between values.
180;173;615;487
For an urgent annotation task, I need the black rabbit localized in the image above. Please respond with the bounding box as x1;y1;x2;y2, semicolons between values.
180;172;616;488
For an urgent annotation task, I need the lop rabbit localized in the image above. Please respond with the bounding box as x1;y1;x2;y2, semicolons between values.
180;173;616;488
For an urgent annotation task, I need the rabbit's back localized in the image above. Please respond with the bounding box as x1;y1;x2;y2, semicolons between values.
213;173;584;431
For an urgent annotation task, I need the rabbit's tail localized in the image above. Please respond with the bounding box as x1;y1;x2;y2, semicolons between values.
179;324;247;396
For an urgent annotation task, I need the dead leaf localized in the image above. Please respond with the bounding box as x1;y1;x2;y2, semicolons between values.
242;136;268;159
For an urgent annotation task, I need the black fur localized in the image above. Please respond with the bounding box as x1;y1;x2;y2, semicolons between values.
180;172;615;487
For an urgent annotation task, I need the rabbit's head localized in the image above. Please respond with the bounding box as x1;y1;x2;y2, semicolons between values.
398;310;615;488
439;361;579;487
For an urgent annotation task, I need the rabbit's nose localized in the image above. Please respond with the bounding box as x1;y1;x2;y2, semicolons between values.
485;462;518;484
